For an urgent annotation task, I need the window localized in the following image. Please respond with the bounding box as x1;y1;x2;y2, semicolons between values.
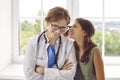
13;0;120;64
13;0;67;63
78;0;120;64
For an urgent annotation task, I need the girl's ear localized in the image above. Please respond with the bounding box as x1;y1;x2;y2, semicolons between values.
83;31;87;36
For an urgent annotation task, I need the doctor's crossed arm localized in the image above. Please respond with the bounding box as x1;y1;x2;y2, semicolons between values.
34;37;77;80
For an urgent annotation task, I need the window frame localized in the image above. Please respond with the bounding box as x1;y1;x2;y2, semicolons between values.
78;0;120;65
12;0;23;63
12;0;120;64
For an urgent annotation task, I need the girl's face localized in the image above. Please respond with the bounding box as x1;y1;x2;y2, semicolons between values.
69;21;86;40
48;18;68;37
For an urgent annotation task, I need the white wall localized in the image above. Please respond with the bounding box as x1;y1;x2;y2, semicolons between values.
0;0;12;71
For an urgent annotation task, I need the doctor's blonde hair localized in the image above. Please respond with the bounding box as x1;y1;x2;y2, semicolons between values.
45;7;70;25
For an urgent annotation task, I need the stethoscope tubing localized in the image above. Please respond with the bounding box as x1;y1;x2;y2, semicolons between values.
35;30;61;69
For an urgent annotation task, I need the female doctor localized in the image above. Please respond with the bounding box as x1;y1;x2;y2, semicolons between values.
23;7;76;80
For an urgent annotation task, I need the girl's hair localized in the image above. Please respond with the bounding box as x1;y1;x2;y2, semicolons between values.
75;18;97;63
45;7;70;25
74;41;85;80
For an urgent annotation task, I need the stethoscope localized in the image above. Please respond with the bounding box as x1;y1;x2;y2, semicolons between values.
35;30;61;69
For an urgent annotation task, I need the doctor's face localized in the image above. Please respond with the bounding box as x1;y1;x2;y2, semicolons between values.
49;19;68;37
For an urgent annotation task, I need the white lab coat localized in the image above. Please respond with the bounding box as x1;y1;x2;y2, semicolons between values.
23;32;77;80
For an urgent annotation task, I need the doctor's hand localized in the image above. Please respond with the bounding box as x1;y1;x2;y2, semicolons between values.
60;59;73;70
35;66;44;75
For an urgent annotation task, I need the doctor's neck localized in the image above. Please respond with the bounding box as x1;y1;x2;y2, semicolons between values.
45;31;59;46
